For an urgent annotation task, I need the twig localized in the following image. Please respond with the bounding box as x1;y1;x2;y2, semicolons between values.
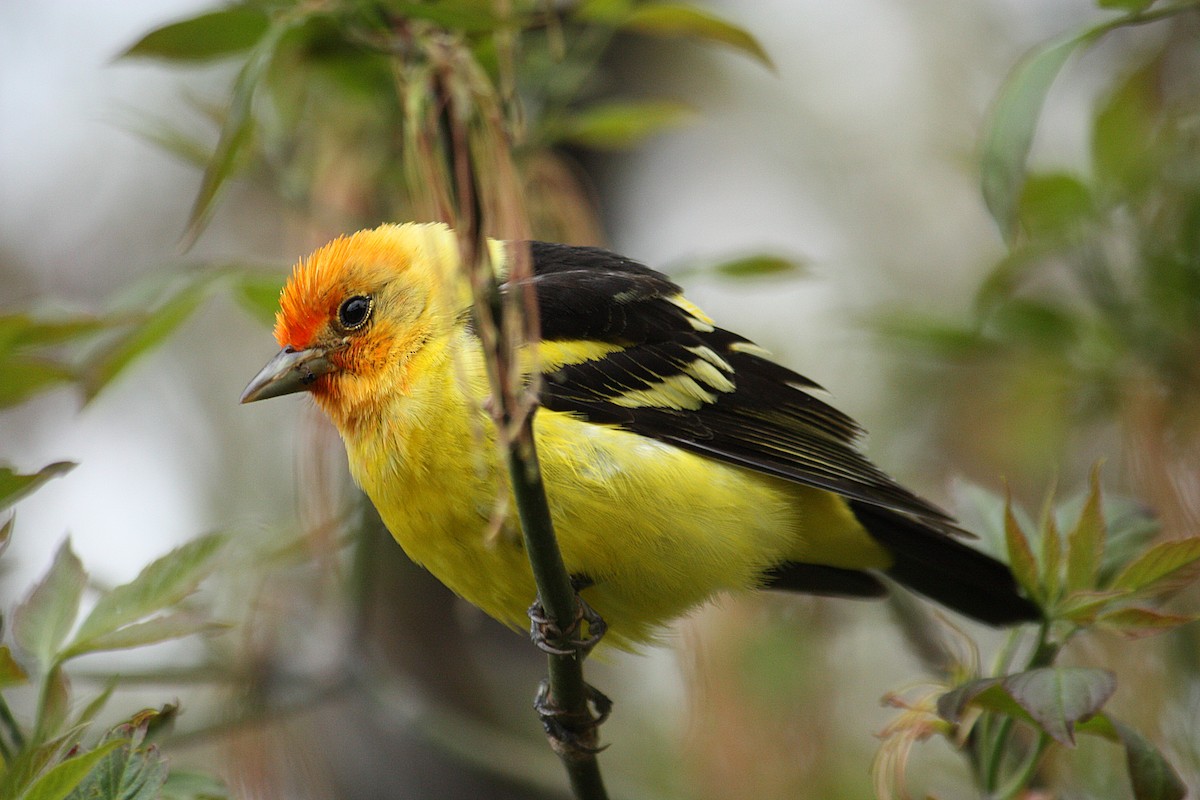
432;41;611;799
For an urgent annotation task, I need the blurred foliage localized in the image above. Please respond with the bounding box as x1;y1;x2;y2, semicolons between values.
0;476;229;799
875;477;1198;800
118;0;773;246
886;1;1200;517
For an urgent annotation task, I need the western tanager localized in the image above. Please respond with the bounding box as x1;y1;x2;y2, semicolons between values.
242;222;1038;648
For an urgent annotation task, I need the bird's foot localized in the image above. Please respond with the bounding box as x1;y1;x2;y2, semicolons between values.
527;591;607;659
534;679;612;757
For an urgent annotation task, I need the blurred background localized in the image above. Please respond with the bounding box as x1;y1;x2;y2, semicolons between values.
2;0;1198;798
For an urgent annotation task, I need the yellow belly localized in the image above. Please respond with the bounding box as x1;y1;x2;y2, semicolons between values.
345;382;892;649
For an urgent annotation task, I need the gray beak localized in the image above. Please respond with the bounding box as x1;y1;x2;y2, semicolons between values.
240;346;336;403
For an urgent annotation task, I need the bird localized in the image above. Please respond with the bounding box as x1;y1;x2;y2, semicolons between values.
241;221;1040;650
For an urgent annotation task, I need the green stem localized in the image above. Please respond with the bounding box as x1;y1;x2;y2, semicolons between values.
0;693;20;758
993;732;1051;800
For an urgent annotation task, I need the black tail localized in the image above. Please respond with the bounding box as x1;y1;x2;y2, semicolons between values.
847;500;1041;626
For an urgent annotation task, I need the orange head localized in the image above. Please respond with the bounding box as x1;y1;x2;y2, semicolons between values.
241;222;473;427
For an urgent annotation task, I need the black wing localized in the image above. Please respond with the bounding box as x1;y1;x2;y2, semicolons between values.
515;240;952;524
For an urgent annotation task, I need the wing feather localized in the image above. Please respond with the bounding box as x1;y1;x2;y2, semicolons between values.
510;241;952;523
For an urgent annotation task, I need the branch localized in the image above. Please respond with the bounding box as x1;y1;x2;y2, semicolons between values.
421;34;611;800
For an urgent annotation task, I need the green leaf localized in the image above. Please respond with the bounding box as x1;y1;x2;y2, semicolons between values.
0;463;76;512
0;645;29;689
1056;589;1123;625
1002;667;1117;745
0;513;12;558
939;667;1117;746
160;770;230;800
61;736;168;800
1092;60;1159;194
387;2;503;33
1066;466;1106;593
1097;0;1157;13
36;665;71;743
0;313;114;352
69;534;226;651
12;541;86;668
233;272;286;329
1096;606;1198;638
712;255;806;279
1109;537;1200;595
621;3;773;68
555;101;694;150
0;359;76;408
80;278;215;401
1040;493;1063;604
1111;717;1187;800
183;18;295;246
1005;498;1042;603
62;614;228;660
120;8;270;62
18;739;125;800
874;313;991;360
1017;172;1094;239
938;677;1029;725
981;29;1096;241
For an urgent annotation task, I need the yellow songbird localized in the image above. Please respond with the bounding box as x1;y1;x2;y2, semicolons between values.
242;222;1038;649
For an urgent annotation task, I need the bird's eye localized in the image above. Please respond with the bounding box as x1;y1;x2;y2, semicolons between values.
338;295;373;331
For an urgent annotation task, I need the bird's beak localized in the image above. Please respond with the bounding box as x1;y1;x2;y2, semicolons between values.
240;346;336;403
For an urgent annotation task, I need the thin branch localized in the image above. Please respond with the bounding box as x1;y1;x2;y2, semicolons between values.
432;37;610;800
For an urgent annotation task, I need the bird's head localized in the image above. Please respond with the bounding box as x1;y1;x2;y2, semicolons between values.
241;222;478;426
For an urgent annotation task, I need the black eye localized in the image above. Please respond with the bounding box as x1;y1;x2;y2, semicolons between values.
338;295;373;331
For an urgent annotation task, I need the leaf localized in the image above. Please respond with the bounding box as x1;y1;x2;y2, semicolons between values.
555;101;694;150
0;645;29;689
0;359;76;408
621;3;773;68
1092;59;1159;194
938;677;1028;724
80;277;215;401
938;668;1117;746
1017;172;1094;239
1005;497;1042;603
981;28;1096;241
36;665;71;743
1111;718;1188;800
0;462;77;512
120;8;270;62
1002;667;1117;745
1097;0;1157;13
712;255;806;279
1040;492;1063;604
0;513;12;558
387;2;503;33
1066;466;1106;593
1056;589;1123;625
182;18;296;245
234;272;286;328
12;541;86;668
61;736;168;800
62;614;228;660
69;534;226;651
1096;606;1198;639
18;739;125;800
1109;537;1200;596
160;770;230;800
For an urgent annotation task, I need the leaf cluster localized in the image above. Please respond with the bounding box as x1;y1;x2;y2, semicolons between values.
0;469;229;800
876;476;1199;800
118;0;771;244
883;0;1200;474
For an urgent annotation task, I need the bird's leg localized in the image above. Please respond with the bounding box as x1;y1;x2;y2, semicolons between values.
527;576;607;658
533;679;613;756
527;577;611;756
